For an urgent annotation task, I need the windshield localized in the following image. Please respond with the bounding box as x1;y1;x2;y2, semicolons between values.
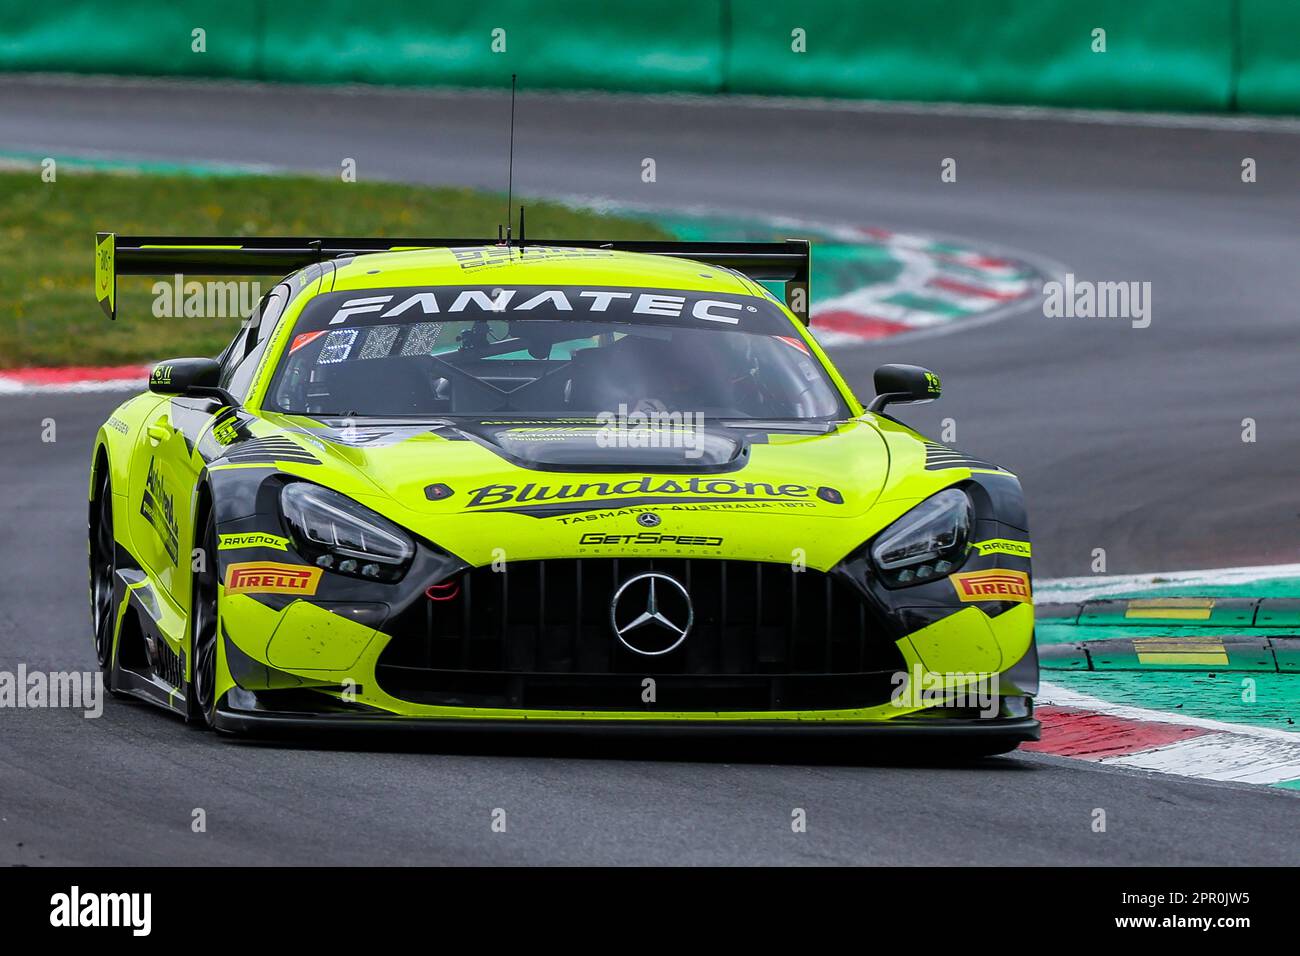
266;285;849;420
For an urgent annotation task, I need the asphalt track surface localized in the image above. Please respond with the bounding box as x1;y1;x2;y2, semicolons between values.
1;77;1298;865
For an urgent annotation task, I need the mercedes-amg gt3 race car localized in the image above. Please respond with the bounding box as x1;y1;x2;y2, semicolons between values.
88;233;1039;750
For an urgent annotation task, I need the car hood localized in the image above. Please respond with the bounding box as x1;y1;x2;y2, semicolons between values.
256;413;964;569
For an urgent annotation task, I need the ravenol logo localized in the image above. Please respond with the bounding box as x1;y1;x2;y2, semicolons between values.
950;569;1031;604
972;538;1032;559
224;562;321;596
219;532;289;551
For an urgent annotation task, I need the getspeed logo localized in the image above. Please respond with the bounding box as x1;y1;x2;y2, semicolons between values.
224;562;322;596
465;477;816;509
580;532;723;547
951;569;1032;604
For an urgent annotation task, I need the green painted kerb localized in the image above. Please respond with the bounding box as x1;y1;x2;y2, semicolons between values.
1047;670;1299;736
1038;570;1300;738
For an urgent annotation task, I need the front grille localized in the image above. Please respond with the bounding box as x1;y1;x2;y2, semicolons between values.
377;558;905;711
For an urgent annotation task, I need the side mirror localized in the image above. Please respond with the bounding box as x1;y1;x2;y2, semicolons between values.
149;358;237;407
868;364;941;412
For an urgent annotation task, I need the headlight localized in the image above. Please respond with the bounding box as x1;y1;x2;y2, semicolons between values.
280;483;414;582
870;488;971;586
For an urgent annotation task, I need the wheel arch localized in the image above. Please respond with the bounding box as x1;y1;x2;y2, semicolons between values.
89;439;110;503
87;432;138;569
188;473;217;612
193;475;215;532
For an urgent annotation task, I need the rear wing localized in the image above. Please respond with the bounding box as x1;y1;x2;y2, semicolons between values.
94;233;811;322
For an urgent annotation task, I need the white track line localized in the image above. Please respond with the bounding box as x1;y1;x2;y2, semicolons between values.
1040;682;1300;743
1037;564;1300;602
1097;733;1300;785
0;376;147;395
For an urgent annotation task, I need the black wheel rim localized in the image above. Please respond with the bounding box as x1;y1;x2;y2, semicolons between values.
90;480;115;668
192;512;219;718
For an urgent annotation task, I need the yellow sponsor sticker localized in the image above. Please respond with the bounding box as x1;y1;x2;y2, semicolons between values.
94;233;115;316
224;561;321;596
1125;598;1214;621
212;419;240;446
950;569;1032;604
219;532;289;551
972;538;1032;559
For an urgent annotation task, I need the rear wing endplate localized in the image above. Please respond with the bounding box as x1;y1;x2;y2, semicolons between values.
93;233;811;322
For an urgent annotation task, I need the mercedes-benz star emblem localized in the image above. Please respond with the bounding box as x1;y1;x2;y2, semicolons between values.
636;512;661;528
609;572;693;656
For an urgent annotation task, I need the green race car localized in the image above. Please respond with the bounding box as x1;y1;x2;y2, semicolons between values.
88;233;1038;750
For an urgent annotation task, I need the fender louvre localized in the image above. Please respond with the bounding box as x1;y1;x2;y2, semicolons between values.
218;437;319;466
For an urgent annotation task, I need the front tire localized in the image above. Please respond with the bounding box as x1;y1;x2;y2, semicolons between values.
89;468;117;672
186;504;219;728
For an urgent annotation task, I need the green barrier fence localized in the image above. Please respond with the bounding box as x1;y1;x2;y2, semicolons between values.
0;2;1295;113
727;0;1236;110
1238;0;1300;112
0;3;261;78
257;0;725;92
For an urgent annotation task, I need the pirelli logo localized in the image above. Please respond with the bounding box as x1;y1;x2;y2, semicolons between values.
951;569;1032;604
224;561;322;596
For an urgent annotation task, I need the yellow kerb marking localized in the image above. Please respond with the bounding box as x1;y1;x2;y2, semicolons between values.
1133;635;1229;666
1125;597;1214;620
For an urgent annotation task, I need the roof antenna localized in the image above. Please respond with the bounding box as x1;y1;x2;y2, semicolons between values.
518;205;526;248
504;73;517;248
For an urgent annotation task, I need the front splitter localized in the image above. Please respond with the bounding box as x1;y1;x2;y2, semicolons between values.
214;703;1040;741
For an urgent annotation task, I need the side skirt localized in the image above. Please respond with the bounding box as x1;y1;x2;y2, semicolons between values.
107;566;189;717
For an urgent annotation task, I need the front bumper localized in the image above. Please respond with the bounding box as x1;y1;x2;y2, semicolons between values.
210;465;1039;728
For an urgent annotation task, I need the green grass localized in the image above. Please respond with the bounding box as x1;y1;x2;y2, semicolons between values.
0;170;669;368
